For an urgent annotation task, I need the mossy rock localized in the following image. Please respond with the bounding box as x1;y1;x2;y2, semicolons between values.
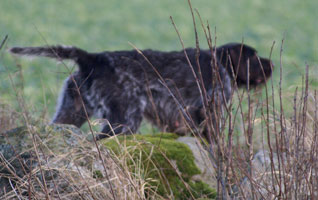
0;124;85;173
0;124;93;197
103;133;216;199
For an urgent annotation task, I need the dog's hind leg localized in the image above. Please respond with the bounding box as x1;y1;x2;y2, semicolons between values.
52;75;92;127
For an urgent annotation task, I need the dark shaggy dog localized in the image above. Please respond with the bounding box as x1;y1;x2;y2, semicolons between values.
9;43;273;139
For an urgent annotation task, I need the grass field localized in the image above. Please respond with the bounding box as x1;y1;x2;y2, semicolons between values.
1;0;317;123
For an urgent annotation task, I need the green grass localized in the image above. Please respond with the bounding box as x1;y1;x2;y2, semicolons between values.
0;0;317;125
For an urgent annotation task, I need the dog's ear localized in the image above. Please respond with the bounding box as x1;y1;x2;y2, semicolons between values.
217;43;273;87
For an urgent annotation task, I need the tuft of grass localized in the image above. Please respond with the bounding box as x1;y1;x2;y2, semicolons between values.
0;124;154;199
0;103;19;132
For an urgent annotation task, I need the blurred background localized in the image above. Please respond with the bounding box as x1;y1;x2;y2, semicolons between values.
0;0;317;128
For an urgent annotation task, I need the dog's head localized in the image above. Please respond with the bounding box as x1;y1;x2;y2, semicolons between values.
216;43;273;87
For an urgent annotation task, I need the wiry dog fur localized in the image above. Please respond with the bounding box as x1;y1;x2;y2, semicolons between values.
9;43;273;139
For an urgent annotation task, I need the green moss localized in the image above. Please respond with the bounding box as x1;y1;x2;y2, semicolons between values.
187;181;217;199
93;170;103;179
103;133;216;199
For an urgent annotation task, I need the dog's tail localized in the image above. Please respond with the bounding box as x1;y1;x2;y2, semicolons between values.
9;45;88;61
9;45;113;75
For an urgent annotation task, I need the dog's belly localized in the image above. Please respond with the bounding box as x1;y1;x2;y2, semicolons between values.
143;81;202;134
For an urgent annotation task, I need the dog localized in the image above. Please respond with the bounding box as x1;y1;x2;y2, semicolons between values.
9;43;273;139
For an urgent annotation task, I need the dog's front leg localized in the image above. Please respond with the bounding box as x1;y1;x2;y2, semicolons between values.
95;97;145;140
